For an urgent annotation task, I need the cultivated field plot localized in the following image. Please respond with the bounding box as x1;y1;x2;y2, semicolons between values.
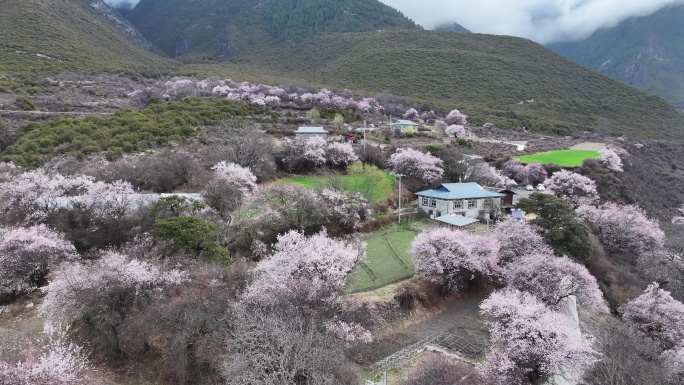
347;228;417;292
278;173;394;202
349;292;488;367
513;149;600;167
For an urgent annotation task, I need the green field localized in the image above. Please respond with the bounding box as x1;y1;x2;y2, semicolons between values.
347;228;417;292
279;172;395;202
513;150;600;167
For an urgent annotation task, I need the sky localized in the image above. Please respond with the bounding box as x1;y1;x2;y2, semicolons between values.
103;0;684;44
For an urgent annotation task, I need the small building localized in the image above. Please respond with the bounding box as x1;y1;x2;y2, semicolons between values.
435;214;478;229
416;182;506;220
499;189;517;214
389;120;418;133
295;127;328;139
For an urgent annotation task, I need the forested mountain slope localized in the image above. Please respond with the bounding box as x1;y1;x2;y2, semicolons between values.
549;5;684;109
126;0;419;59
182;30;684;139
0;0;174;76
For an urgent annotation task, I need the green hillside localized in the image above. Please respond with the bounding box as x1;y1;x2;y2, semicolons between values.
0;0;174;76
127;0;420;59
549;5;684;109
181;30;684;139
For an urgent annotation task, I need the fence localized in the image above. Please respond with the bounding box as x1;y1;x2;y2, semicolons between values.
370;332;482;375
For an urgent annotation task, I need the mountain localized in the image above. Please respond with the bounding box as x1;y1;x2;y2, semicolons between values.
125;0;420;59
181;30;684;139
434;22;471;34
548;5;684;109
0;0;174;76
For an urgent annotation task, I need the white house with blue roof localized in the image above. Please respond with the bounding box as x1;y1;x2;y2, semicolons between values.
295;127;328;139
415;182;506;220
389;119;418;133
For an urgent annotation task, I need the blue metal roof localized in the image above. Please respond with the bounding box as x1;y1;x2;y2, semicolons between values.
296;127;327;134
416;183;506;200
390;120;418;126
435;214;478;227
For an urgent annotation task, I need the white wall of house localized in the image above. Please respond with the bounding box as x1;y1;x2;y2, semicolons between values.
295;133;328;139
390;124;416;133
417;197;500;219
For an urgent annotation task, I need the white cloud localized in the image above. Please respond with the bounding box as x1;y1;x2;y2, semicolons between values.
103;0;139;9
380;0;684;43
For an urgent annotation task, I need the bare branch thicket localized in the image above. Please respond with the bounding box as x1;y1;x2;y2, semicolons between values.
202;119;276;181
222;304;358;385
582;319;670;385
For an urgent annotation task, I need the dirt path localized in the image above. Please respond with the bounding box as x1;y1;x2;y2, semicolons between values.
570;142;606;151
349;291;488;366
0;110;113;117
469;135;527;151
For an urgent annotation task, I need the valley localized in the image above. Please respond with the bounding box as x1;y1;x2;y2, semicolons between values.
0;0;683;384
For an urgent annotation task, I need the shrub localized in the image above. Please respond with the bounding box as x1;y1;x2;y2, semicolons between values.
14;97;35;111
153;217;230;263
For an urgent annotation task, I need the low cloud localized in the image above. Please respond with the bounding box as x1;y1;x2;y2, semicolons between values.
103;0;139;10
380;0;684;43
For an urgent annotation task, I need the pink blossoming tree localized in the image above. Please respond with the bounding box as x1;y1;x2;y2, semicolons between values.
40;251;186;354
502;159;525;180
577;202;664;255
621;283;684;350
403;108;419;120
446;124;466;138
387;148;444;190
244;230;365;304
211;161;257;196
0;331;91;385
547;170;599;208
517;163;547;185
410;228;499;290
0;225;78;297
479;289;594;384
494;217;551;266
320;189;372;231
326;142;359;167
282;137;327;172
445;109;468;125
500;252;607;312
599;148;624;172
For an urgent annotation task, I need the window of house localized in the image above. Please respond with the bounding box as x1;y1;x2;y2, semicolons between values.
453;200;463;210
430;199;437;208
484;199;493;210
422;197;429;206
468;199;477;209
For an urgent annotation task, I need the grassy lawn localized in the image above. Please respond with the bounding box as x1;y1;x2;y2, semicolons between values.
279;172;395;202
513;149;600;167
347;226;417;292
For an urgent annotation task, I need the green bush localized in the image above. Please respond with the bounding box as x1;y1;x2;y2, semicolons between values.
153;216;230;263
2;97;267;167
15;96;35;111
151;196;207;219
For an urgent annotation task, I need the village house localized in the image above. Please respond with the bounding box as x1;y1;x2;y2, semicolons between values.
389;119;418;133
415;182;506;220
295;126;328;139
